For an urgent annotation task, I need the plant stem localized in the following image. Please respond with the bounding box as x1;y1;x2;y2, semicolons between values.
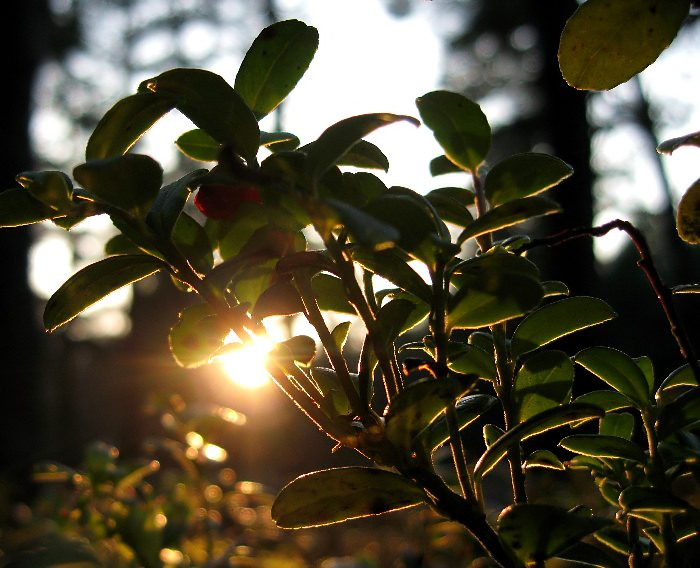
402;464;513;567
293;271;365;417
431;259;477;502
641;410;678;567
516;220;699;383
493;324;527;504
325;235;403;399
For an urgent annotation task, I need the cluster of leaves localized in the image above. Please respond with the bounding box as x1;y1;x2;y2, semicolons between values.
2;10;699;568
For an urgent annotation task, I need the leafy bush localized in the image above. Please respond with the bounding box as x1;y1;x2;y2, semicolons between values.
2;4;700;567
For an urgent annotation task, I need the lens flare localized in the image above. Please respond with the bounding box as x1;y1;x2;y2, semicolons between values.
219;333;273;390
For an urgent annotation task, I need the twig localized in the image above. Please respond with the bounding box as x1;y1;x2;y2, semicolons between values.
515;219;700;382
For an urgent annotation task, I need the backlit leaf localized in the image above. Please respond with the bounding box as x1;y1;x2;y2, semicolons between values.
474;403;603;478
523;449;565;470
575;346;650;408
385;376;474;452
599;412;635;440
175;129;219;162
336;139;389;171
448;252;542;329
353;249;432;303
172;212;214;274
658;362;699;391
74;154;163;214
559;0;690;90
44;255;164;332
86;92;175;160
619;486;689;514
657;130;700;154
457;196;561;244
306;113;418;186
511;296;616;359
573;390;634;413
169;303;228;368
312;273;354;314
559;434;646;462
656;387;700;439
447;344;497;381
16;170;73;212
326;198;399;250
271;467;425;528
146;169;208;238
429;155;464;176
234;19;318;119
260;130;300;151
676;179;700;244
416;90;490;172
140;68;260;163
498;504;611;564
0;187;58;227
419;394;497;453
484;153;573;207
513;350;574;423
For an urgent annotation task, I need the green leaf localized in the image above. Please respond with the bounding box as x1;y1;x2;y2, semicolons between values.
385;376;475;453
425;187;474;228
559;434;646;462
311;367;353;417
484;153;573;207
599;412;635;440
498;504;611;564
169;303;228;368
676;179;700;244
146;169;208;238
523;449;565;470
575;346;650;408
260;130;300;152
234;19;318;119
337;172;387;208
457;196;561;244
271;467;425;528
513;350;574;423
74;154;163;214
483;424;505;448
558;0;690;90
448;251;543;329
573;390;635;413
325;198;400;250
416;90;491;172
542;280;570;298
172;212;214;274
253;281;304;319
429;155;464;176
353;249;431;304
312;273;354;314
364;193;443;262
658;362;700;391
175;129;219;161
86;92;175;160
474;403;603;478
657;129;700;154
374;298;419;346
634;356;655;394
619;486;689;514
16;170;73;212
330;321;352;354
336;139;389;171
419;394;497;453
672;283;700;294
0;187;58;227
657;387;700;439
447;344;497;381
511;296;617;359
274;335;317;367
306;113;419;186
140;68;260;163
44;255;164;332
555;540;628;568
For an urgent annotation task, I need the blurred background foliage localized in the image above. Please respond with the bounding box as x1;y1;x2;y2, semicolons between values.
1;0;699;565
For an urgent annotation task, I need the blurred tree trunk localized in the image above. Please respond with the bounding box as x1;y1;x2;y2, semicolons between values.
0;1;52;481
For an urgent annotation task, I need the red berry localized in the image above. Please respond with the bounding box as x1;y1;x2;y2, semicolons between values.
194;183;262;220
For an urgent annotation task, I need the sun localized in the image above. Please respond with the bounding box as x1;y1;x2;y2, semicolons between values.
219;333;274;390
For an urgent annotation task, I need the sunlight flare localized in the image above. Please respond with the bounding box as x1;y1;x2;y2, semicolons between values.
219;332;274;390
